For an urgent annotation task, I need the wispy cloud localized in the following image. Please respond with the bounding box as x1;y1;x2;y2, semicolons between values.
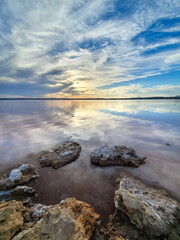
0;0;180;97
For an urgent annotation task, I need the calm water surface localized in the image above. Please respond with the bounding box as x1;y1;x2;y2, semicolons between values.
0;100;180;222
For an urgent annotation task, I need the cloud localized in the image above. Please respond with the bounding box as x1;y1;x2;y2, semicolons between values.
0;81;73;97
0;0;180;97
94;84;180;99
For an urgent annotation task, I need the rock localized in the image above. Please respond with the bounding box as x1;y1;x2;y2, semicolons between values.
0;164;39;191
39;197;99;240
0;186;36;201
91;221;126;240
90;145;146;167
166;143;171;146
13;197;99;240
10;186;36;196
31;203;51;219
13;221;41;240
0;200;23;240
40;141;81;169
110;237;125;240
23;203;51;224
114;172;180;239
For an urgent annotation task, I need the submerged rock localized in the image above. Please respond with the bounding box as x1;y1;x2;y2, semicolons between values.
90;145;146;167
0;164;39;191
13;197;99;240
113;173;180;239
40;141;81;169
0;200;23;240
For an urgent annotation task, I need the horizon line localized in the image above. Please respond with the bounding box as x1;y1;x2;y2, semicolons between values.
0;96;180;100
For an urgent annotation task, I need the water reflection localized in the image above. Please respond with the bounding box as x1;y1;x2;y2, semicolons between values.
0;100;180;221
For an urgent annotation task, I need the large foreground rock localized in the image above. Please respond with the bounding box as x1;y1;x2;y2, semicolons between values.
0;200;23;240
90;145;146;167
40;141;81;169
13;197;99;240
0;164;39;191
113;173;180;239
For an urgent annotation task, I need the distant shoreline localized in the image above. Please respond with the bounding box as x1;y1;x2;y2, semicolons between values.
0;97;180;100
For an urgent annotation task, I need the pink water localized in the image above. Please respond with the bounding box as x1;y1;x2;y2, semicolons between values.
0;100;180;222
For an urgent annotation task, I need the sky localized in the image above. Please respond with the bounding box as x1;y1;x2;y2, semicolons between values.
0;0;180;98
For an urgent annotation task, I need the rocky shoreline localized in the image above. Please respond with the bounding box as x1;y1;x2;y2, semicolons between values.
0;141;179;240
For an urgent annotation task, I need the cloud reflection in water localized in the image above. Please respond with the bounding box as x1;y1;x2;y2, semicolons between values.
0;100;180;220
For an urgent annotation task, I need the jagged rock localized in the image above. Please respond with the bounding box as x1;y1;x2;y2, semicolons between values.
13;197;99;240
113;173;180;239
31;203;51;219
0;164;39;191
23;203;51;225
91;221;126;240
0;186;36;201
90;145;146;167
40;141;81;169
13;221;41;240
11;186;36;196
0;200;23;240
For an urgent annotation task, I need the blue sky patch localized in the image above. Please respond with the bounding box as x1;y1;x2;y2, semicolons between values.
99;71;180;90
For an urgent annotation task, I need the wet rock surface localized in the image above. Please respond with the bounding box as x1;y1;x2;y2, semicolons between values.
0;200;23;240
0;164;39;191
0;164;38;203
90;145;146;167
12;197;99;240
109;172;180;240
0;186;36;201
39;141;81;169
92;173;180;240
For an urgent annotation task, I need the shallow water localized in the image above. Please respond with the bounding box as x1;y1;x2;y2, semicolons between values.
0;100;180;222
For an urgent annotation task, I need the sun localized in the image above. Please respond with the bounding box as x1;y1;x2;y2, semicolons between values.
73;81;80;88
